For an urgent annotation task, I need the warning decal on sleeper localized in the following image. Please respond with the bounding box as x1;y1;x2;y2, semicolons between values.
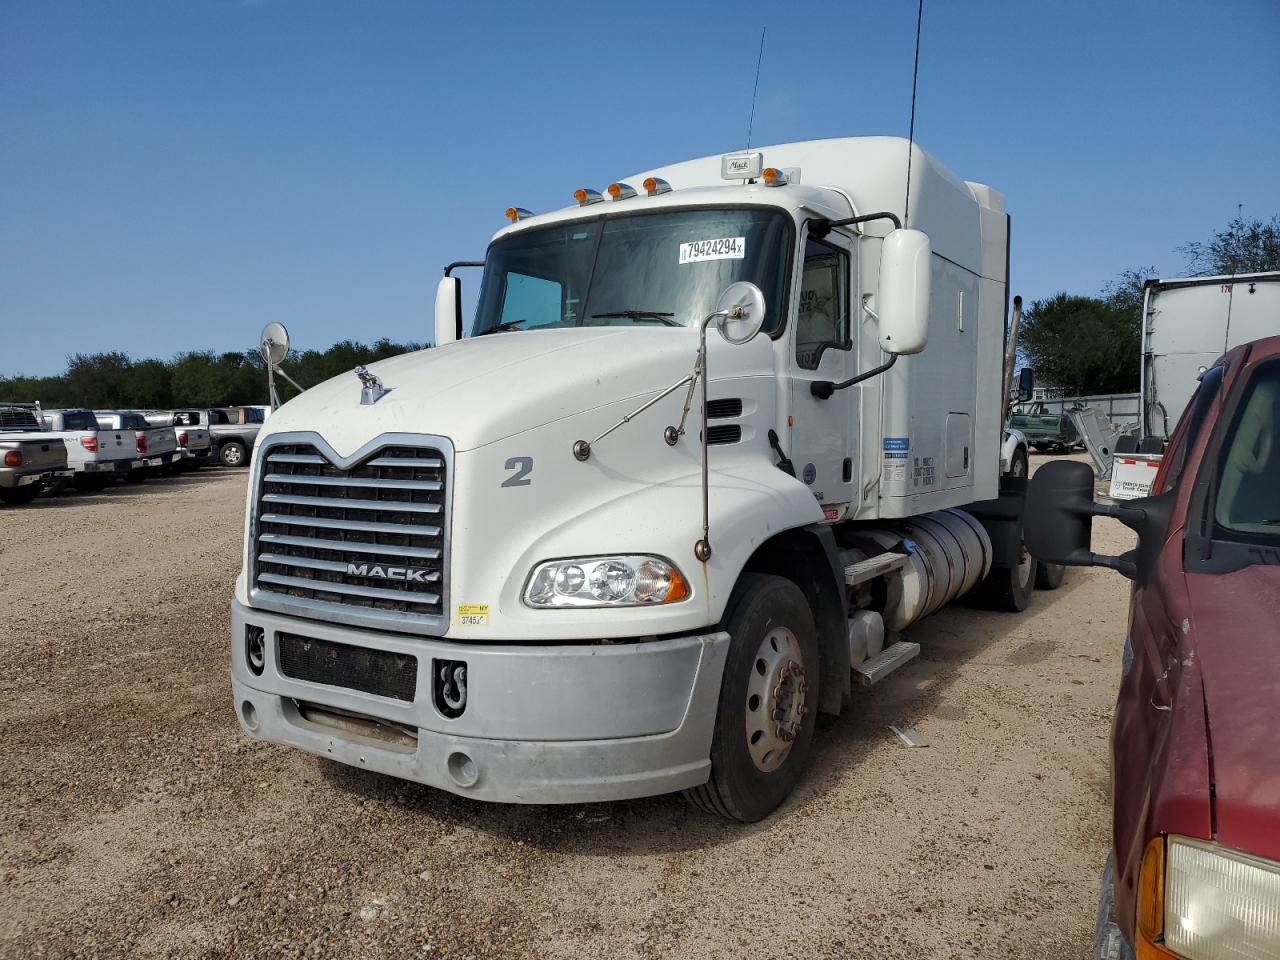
882;436;909;484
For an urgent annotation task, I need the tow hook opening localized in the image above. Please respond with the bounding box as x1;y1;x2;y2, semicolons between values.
245;625;266;676
433;659;467;719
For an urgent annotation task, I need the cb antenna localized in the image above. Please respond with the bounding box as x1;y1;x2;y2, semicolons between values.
745;26;766;150
903;0;924;225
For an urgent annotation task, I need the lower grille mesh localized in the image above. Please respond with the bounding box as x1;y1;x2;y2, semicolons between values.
278;632;418;702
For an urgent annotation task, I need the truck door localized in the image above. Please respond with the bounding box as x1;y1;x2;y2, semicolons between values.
788;232;856;515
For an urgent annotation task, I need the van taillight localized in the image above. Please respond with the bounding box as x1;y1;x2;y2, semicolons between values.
136;435;148;454
3;451;21;467
178;432;189;446
80;436;99;453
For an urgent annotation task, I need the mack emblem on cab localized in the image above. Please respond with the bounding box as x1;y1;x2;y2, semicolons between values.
231;136;1054;822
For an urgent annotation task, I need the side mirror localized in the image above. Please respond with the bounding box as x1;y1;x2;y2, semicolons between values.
435;276;461;346
1026;459;1174;581
876;229;931;355
1017;367;1035;402
713;281;766;344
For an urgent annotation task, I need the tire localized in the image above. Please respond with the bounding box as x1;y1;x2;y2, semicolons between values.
42;477;70;497
1035;560;1066;591
981;544;1037;612
219;440;247;468
1008;446;1029;479
682;573;820;822
0;484;42;505
73;474;111;493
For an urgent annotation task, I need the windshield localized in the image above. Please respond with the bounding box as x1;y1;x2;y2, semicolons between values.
1213;358;1280;543
472;207;792;337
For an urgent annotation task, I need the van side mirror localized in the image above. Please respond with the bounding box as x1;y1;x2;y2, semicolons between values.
435;276;461;346
1017;367;1035;402
1025;459;1174;581
876;229;931;356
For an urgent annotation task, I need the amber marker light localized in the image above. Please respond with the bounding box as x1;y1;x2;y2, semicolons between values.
607;182;637;201
573;187;603;206
642;177;672;197
762;167;788;186
1134;836;1177;959
505;207;533;223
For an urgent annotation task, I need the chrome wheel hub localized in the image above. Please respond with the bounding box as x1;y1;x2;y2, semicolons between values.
745;626;807;772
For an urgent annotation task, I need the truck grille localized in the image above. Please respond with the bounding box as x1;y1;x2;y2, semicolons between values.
253;441;447;628
278;632;418;702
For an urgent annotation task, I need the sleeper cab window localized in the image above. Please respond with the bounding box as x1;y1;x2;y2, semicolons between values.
796;236;850;370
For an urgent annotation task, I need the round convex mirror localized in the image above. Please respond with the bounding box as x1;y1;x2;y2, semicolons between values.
259;322;290;367
713;282;766;344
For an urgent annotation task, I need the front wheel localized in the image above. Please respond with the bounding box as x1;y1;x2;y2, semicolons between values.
219;441;247;468
1008;446;1029;479
980;543;1037;612
683;573;819;822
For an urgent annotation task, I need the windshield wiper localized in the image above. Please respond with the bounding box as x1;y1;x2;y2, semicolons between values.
591;310;680;327
477;320;526;336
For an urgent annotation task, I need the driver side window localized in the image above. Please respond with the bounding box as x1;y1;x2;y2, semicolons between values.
796;237;849;370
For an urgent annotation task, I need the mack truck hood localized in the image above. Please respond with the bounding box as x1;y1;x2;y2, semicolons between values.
1186;564;1280;861
263;328;760;455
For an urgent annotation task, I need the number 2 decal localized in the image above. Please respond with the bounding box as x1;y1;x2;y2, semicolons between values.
502;456;533;487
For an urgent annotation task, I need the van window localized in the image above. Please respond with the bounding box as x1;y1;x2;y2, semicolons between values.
795;237;849;370
1213;359;1280;544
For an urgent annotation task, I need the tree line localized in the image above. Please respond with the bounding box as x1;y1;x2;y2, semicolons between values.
0;338;427;410
1019;213;1280;396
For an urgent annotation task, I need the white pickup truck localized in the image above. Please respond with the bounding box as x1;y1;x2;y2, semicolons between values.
94;411;180;481
0;405;71;505
40;407;143;492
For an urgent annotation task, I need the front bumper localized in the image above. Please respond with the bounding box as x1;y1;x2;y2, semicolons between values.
230;598;731;804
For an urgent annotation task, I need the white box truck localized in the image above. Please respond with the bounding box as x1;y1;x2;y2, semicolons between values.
230;136;1059;821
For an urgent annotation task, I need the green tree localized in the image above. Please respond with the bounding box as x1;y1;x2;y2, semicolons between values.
1178;213;1280;276
1020;289;1141;395
119;358;174;408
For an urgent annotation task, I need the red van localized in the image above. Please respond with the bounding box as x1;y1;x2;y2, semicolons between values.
1026;335;1280;960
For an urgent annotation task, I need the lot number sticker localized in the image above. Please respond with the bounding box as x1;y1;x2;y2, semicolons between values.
679;237;745;264
456;603;490;626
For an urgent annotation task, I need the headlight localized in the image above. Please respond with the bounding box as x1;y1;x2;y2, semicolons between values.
524;556;690;608
1156;836;1280;959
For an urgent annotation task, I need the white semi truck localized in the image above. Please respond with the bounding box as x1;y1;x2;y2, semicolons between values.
230;136;1058;821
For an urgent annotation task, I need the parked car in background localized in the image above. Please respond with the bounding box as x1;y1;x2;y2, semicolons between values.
39;407;142;492
146;411;214;470
1009;400;1082;452
0;404;71;505
94;411;179;481
207;407;262;468
1027;335;1280;960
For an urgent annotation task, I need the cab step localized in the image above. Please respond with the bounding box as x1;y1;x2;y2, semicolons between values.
844;550;909;587
853;639;921;685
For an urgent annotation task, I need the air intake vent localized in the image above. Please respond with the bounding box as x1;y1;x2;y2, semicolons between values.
707;424;742;445
706;398;743;419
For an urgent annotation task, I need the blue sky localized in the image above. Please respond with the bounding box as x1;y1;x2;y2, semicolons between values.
2;0;1278;376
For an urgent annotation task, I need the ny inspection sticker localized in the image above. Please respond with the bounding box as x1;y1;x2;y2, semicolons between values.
456;603;490;627
679;237;745;264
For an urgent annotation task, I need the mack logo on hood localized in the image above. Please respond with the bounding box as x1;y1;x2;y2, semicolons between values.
346;562;431;583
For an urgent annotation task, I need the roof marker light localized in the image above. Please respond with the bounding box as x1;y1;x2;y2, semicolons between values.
573;188;604;206
505;207;533;223
642;177;672;197
762;167;789;187
607;182;637;201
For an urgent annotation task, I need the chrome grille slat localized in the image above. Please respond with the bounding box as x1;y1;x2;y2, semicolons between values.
252;440;448;625
259;572;440;605
260;513;441;537
263;472;442;492
259;532;441;560
258;553;441;580
262;492;442;514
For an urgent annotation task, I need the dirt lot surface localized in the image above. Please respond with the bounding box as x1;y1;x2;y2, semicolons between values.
1;455;1134;959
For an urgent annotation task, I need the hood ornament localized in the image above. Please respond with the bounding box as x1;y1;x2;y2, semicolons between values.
354;366;390;405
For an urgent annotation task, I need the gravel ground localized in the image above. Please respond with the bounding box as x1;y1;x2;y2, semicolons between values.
0;456;1133;959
